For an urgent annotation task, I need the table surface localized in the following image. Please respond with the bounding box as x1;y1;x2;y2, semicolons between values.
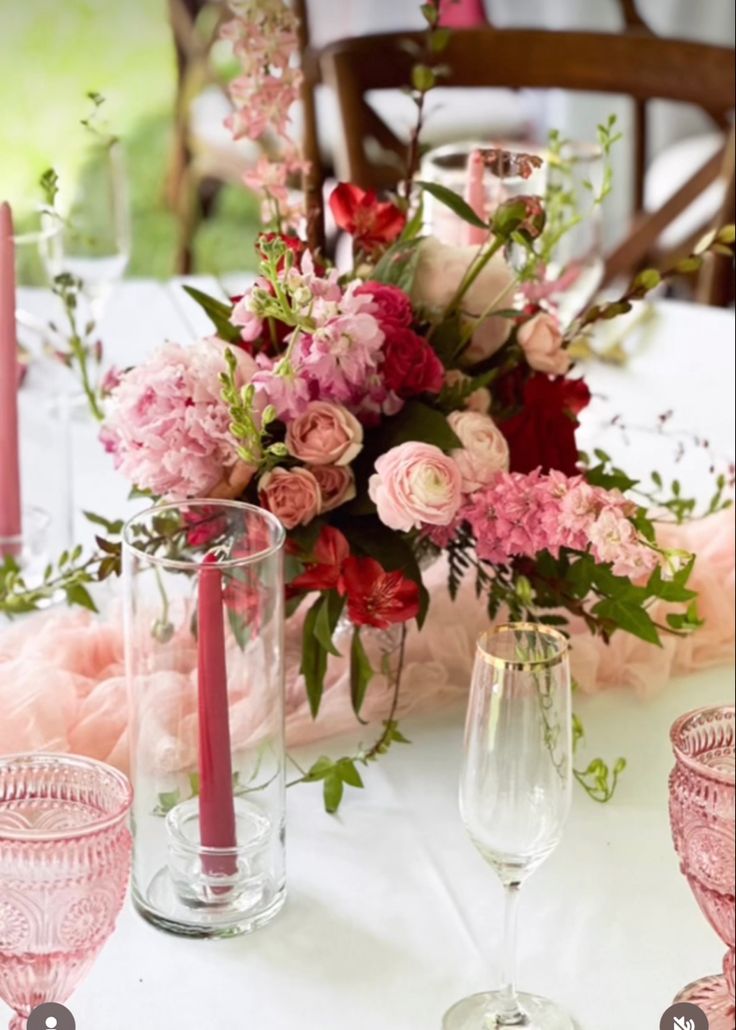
8;284;736;1030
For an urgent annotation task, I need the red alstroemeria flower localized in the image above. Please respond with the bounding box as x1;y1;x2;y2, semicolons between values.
329;183;406;254
338;556;420;629
287;526;350;595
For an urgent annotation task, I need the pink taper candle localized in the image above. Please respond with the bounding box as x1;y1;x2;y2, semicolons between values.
0;201;22;554
438;0;488;27
197;557;238;875
464;149;488;245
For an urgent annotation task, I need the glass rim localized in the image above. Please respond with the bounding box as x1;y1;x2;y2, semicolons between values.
122;498;286;571
546;140;604;166
421;138;546;178
0;752;132;842
0;504;52;547
670;705;735;786
476;622;569;671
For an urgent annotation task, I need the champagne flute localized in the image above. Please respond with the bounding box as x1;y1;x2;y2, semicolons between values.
444;624;574;1030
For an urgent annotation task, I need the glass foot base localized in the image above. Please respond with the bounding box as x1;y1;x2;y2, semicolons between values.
675;974;735;1030
443;991;575;1029
132;880;286;939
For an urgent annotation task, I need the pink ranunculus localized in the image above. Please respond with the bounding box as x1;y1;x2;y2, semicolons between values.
517;311;570;376
258;467;321;529
448;411;509;493
368;442;462;532
311;465;356;512
285;401;363;466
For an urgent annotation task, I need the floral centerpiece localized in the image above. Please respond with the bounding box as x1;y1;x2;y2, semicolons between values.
2;0;734;811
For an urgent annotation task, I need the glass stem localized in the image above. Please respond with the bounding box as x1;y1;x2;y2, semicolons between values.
498;882;525;1025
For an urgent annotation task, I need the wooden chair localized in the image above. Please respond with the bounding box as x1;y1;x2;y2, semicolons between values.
318;9;734;300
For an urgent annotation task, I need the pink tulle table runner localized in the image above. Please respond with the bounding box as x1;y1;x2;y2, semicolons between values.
1;509;733;771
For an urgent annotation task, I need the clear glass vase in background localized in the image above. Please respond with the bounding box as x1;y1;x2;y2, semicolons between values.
444;624;574;1030
542;141;604;325
40;137;130;327
420;140;547;246
123;500;287;938
0;753;132;1030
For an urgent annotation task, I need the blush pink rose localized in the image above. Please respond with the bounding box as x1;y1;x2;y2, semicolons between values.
444;370;492;414
368;442;462;531
448;411;509;493
517;312;570;375
258;467;321;529
311;465;356;512
285;401;363;466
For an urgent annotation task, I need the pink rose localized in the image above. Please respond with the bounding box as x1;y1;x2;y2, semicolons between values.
368;442;462;531
258;467;321;529
444;370;492;414
448;411;509;493
311;465;356;512
285;401;363;465
517;312;570;376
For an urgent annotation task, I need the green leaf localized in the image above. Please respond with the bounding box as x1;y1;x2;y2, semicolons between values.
646;561;697;603
631;268;661;293
383;399;462;451
228;607;250;650
716;224;735;244
304;756;334;782
323;772;344;814
584;463;638;493
337;758;364;788
420;2;439;24
65;583;98;613
372;238;422;293
182;285;241;343
314;589;345;657
300;598;328;717
411;64;436;92
155;788;181;816
430;27;452;52
415;180;488;229
350;627;375;718
567;556;594;598
84;510;124;534
593;598;661;645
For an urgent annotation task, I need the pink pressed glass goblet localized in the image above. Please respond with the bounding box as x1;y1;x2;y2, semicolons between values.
0;754;132;1030
669;705;735;1029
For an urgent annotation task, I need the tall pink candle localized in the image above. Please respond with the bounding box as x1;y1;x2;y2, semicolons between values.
197;558;237;875
439;0;487;27
464;149;488;245
0;201;22;554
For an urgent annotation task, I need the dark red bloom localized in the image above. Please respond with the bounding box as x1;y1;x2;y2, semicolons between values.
382;326;445;398
184;507;228;548
355;281;414;327
287;526;350;595
499;373;591;476
338;556;420;629
329;183;406;254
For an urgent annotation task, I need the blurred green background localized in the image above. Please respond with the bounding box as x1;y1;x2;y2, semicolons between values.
0;0;260;278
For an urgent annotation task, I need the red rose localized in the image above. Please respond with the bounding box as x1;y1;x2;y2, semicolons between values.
338;556;420;629
499;373;591;476
355;282;414;327
329;183;406;254
382;326;445;398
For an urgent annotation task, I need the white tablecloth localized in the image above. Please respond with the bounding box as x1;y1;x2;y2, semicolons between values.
8;286;736;1030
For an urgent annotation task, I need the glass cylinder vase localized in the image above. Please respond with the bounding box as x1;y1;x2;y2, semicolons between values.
122;500;286;938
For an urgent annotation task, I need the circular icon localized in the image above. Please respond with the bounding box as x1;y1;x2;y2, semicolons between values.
26;1003;76;1030
660;1001;709;1030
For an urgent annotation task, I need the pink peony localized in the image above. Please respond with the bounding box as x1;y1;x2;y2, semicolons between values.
311;465;356;512
369;442;463;532
102;339;257;500
258;467;321;529
448;411;509;493
285;401;363;466
517;311;570;375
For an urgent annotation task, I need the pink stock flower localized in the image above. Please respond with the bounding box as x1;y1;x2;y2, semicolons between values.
258;467;321;529
101;339;257;500
517;311;571;376
448;411;510;493
252;354;312;420
369;442;463;532
299;312;385;405
285;401;363;465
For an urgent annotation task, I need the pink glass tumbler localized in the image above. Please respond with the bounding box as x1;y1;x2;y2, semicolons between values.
669;705;735;1029
0;754;132;1030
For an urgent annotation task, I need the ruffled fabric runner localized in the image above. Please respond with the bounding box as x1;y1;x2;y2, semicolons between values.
1;509;733;770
